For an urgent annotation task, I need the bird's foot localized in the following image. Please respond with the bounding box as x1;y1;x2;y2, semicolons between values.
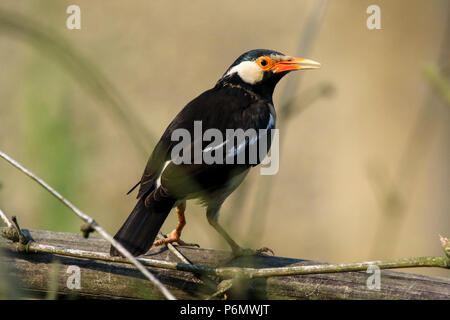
153;229;200;247
232;246;275;257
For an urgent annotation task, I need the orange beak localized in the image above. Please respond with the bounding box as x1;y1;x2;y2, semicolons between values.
272;57;321;73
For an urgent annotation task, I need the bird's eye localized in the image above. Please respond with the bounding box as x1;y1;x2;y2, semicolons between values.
257;57;272;70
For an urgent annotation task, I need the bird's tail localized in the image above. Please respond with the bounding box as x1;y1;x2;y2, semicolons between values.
110;188;175;256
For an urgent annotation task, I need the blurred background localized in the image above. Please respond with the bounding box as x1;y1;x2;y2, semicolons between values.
0;0;448;279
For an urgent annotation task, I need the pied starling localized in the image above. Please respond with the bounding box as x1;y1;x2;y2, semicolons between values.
110;49;320;257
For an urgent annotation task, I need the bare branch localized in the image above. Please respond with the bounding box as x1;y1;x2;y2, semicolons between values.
0;208;13;228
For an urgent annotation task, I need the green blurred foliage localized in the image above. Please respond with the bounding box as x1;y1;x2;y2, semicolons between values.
21;58;82;231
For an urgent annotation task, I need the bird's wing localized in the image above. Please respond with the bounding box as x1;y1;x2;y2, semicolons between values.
134;85;275;199
133;89;228;199
157;85;276;200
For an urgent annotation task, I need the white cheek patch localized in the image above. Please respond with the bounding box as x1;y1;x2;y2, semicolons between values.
226;61;264;84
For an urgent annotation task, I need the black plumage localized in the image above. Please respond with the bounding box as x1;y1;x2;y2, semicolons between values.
110;49;320;257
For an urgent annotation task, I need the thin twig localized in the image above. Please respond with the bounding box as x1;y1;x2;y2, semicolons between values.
0;208;13;228
155;232;220;291
244;257;449;278
11;216;29;246
0;151;175;300
157;232;192;264
206;279;233;300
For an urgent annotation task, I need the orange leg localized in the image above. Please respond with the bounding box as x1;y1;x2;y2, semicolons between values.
153;203;199;247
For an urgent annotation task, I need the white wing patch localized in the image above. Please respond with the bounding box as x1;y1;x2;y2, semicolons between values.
203;140;227;153
155;160;171;188
226;113;275;158
266;113;275;130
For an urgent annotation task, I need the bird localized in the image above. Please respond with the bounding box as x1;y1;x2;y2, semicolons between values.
110;49;320;257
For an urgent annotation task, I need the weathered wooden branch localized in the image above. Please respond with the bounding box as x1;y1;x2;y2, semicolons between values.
1;228;449;299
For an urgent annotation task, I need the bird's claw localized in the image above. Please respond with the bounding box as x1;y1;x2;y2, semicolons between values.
153;231;200;248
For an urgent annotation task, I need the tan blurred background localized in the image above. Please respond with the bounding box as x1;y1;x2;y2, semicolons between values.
0;0;448;278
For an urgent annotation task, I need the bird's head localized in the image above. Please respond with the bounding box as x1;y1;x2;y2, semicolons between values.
219;49;320;97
